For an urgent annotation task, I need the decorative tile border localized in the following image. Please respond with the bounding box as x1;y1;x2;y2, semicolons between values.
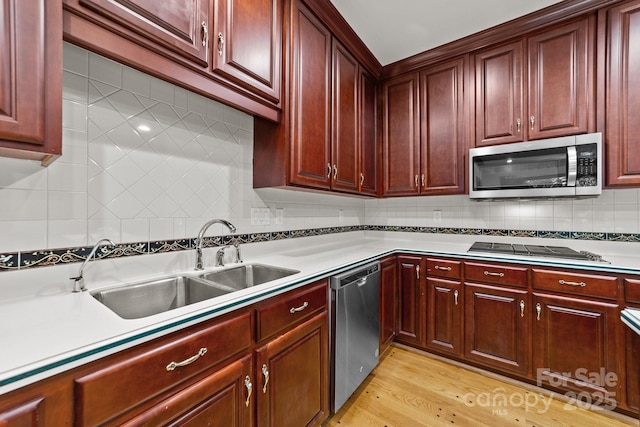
1;225;638;272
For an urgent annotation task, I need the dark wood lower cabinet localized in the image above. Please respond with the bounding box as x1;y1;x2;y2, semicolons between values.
379;256;398;353
464;283;530;375
255;312;329;427
426;277;462;356
396;255;426;348
533;293;620;407
625;326;640;412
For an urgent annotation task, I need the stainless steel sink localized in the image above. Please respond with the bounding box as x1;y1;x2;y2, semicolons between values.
199;263;300;290
92;276;232;319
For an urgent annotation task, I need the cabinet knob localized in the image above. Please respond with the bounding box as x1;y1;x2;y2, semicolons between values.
218;32;225;56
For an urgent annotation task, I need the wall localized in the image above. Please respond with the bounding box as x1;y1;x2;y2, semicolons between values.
0;43;638;256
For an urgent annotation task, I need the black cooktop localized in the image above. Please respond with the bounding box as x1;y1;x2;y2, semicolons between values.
468;241;604;262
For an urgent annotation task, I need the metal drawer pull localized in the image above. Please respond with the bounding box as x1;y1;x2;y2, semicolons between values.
333;164;338;180
290;301;309;313
536;303;542;321
516;118;521;133
327;163;332;178
166;347;207;371
217;32;224;56
435;266;452;271
530;115;535;130
244;375;253;407
559;279;586;287
360;173;365;186
416;265;420;279
262;364;270;393
520;300;525;317
484;271;504;278
414;174;419;188
454;290;459;305
421;174;425;187
201;22;208;47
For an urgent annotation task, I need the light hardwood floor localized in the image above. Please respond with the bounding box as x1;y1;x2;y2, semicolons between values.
326;345;638;427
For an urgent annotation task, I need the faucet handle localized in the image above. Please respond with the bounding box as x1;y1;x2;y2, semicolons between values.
216;246;229;267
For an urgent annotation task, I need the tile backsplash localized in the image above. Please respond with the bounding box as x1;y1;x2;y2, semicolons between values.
0;43;638;255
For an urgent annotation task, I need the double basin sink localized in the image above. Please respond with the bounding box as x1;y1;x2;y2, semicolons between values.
92;264;300;319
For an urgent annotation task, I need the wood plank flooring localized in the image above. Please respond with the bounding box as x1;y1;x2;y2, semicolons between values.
326;345;638;427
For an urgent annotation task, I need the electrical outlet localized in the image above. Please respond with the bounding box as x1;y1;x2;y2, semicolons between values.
275;208;284;225
433;210;442;223
251;208;271;225
339;209;344;223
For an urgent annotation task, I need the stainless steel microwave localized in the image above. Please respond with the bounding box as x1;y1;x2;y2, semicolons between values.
469;132;602;199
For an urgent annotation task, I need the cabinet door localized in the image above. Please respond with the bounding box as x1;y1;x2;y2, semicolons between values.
396;256;425;348
379;256;397;353
533;293;620;406
77;0;209;65
475;40;525;146
419;56;467;195
625;325;640;411
527;17;593;140
331;40;360;193
381;74;420;196
605;0;640;186
0;397;44;427
255;312;329;427
0;0;61;164
122;355;254;427
359;70;378;195
289;2;332;189
464;283;530;375
213;0;281;103
426;277;462;356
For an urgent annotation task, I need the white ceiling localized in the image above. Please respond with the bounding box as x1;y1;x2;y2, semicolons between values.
329;0;566;66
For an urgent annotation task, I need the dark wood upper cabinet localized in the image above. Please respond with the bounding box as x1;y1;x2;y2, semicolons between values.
381;73;420;196
77;0;210;66
64;0;282;120
254;0;377;196
475;40;525;146
604;0;640;186
331;40;360;193
419;56;468;195
359;70;378;195
288;2;332;189
475;16;594;147
213;0;282;103
0;0;62;165
528;16;594;140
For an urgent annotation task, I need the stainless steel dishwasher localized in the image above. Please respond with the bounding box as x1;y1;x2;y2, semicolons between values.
330;261;380;412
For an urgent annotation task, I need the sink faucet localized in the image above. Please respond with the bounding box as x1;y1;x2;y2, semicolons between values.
195;219;240;270
70;238;116;292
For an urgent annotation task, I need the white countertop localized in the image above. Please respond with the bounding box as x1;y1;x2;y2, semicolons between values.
1;230;639;395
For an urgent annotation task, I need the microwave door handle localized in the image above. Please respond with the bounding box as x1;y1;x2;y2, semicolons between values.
567;146;577;187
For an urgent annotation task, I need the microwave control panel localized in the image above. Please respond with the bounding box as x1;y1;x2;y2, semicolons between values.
576;143;598;187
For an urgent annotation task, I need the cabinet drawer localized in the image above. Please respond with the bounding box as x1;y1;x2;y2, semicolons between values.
532;269;617;299
464;262;528;288
426;258;461;279
625;278;640;304
74;310;252;426
256;281;327;343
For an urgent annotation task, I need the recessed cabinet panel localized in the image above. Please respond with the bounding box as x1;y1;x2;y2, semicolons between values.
396;256;425;348
359;70;378;195
426;277;462;356
213;0;282;102
78;0;210;65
